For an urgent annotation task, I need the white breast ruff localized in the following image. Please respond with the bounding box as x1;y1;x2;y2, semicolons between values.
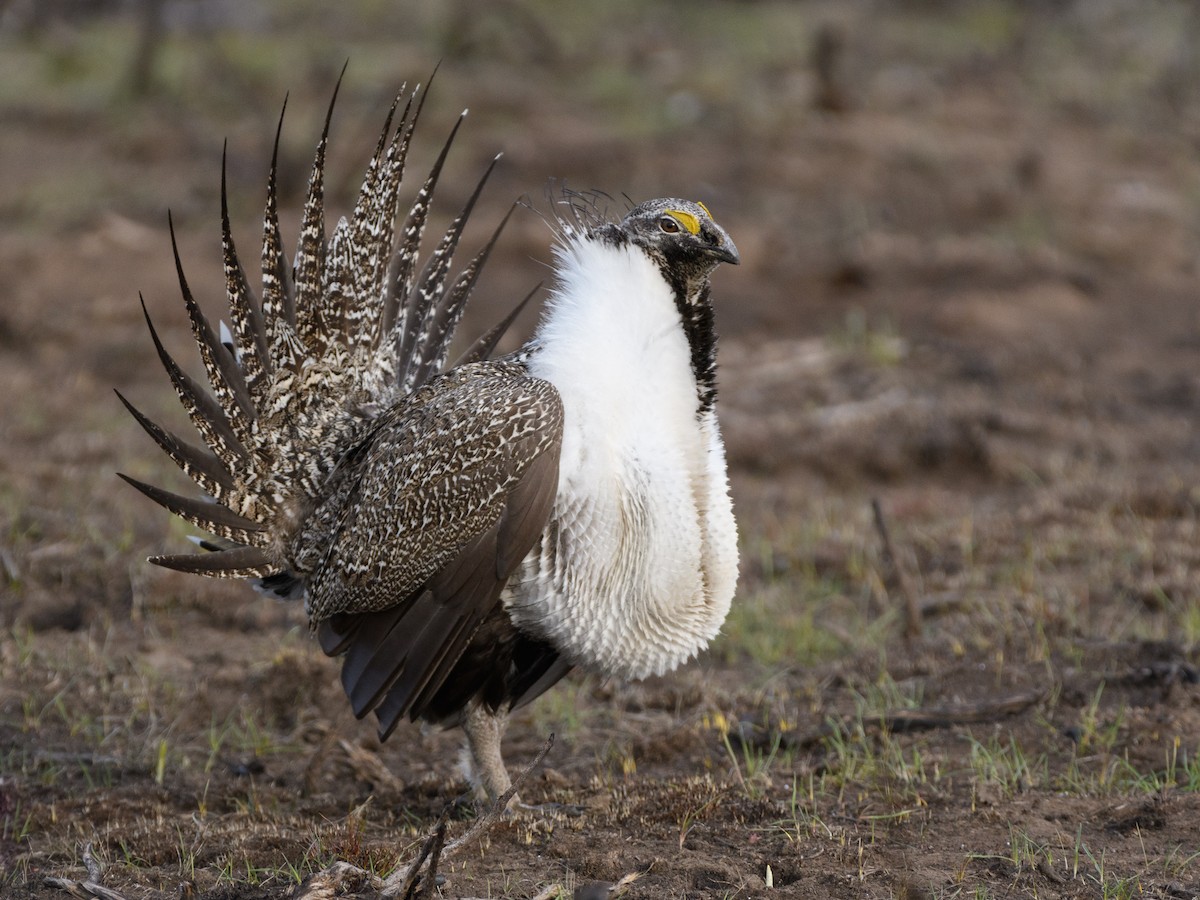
505;237;739;680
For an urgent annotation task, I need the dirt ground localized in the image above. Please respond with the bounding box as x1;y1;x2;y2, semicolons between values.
3;2;1200;898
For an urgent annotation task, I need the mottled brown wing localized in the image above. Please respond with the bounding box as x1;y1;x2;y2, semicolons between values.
308;363;563;729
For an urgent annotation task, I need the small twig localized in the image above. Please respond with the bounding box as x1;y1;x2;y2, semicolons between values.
1037;857;1066;884
295;734;556;899
389;809;450;900
83;843;104;883
879;689;1047;732
871;497;922;641
380;733;556;896
787;690;1047;747
416;820;447;900
44;844;130;900
43;880;91;900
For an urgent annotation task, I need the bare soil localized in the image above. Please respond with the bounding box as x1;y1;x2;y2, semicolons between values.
2;3;1200;898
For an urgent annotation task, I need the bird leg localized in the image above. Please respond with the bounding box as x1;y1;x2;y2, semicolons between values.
462;703;514;806
463;709;582;815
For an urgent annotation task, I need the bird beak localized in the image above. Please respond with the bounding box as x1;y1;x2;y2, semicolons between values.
707;227;740;266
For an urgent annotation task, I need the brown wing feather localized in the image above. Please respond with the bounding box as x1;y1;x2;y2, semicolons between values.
377;522;503;719
334;519;500;719
383;440;561;730
301;361;563;730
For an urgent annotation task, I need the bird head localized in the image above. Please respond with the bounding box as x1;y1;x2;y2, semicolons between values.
618;198;739;288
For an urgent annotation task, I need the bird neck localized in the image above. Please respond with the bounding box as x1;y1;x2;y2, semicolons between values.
533;234;718;415
674;281;718;414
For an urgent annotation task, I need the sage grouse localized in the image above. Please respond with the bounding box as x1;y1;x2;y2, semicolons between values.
119;81;740;804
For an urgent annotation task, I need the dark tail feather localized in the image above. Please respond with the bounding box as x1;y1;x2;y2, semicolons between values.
391;110;466;354
192;536;304;596
252;569;307;600
261;95;301;369
510;653;572;712
397;152;500;391
115;389;234;500
140;297;249;470
150;544;277;577
221;145;271;396
117;473;267;547
378;75;436;336
412;202;516;386
455;283;541;367
317;614;358;656
168;214;256;443
293;69;341;345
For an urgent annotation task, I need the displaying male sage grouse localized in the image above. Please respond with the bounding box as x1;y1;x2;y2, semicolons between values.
119;79;740;805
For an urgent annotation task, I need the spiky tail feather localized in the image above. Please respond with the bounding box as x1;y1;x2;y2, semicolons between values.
120;75;519;585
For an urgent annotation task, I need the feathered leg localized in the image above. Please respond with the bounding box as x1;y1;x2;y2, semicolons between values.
462;703;513;806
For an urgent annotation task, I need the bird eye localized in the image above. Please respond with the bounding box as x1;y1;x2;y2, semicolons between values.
658;215;680;234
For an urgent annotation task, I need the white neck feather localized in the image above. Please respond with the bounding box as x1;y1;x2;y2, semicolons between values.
509;236;739;680
530;237;698;463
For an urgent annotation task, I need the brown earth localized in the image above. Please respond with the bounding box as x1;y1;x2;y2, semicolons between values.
2;3;1200;898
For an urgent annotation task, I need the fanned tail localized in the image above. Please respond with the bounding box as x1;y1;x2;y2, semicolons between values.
121;75;525;587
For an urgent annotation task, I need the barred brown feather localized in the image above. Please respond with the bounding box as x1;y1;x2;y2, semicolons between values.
115;390;234;501
138;297;249;473
124;79;528;590
220;147;271;398
169;216;255;444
